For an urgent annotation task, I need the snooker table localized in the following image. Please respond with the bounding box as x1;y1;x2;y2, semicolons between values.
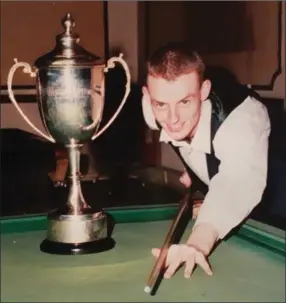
1;167;285;302
1;207;285;302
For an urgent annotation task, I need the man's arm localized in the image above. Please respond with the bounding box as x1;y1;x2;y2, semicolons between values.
188;98;271;254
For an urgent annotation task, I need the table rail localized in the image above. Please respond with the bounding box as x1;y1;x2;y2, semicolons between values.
1;205;285;256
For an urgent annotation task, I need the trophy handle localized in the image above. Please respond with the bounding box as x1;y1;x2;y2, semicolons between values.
91;53;131;140
7;59;56;143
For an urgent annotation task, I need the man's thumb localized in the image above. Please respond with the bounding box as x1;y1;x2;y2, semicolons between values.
151;248;161;258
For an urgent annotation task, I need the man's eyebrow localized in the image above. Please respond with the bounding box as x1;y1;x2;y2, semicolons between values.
151;99;166;104
151;93;195;104
180;93;197;100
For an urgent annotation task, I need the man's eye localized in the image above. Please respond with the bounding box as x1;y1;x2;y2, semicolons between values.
156;102;166;108
181;99;190;105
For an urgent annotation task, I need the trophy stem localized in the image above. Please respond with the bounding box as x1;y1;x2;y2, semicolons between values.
66;140;88;215
40;138;116;255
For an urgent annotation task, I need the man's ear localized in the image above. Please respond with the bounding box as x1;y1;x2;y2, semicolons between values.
142;85;152;107
200;79;212;101
142;86;149;99
141;86;159;130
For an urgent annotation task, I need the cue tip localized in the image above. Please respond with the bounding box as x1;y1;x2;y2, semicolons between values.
144;286;151;294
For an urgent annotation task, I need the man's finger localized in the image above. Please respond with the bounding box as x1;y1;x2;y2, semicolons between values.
151;248;170;266
152;245;179;264
196;253;213;276
184;258;196;279
164;258;182;279
151;248;160;258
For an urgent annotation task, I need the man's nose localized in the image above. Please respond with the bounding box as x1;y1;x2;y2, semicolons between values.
169;109;179;124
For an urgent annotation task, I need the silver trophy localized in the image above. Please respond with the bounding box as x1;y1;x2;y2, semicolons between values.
7;14;131;255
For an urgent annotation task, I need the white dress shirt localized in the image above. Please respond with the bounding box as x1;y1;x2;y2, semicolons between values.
142;96;271;239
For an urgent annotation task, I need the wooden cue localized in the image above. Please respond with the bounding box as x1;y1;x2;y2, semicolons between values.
144;192;192;294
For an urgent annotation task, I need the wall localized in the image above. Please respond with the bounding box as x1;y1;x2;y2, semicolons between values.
256;1;285;100
107;2;139;82
1;1;105;86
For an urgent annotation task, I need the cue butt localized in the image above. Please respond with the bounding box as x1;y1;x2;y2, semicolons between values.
144;193;191;294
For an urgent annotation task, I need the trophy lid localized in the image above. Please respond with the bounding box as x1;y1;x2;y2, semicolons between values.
34;14;105;68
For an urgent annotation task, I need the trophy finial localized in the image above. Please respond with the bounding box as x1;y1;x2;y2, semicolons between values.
34;13;103;68
62;13;75;35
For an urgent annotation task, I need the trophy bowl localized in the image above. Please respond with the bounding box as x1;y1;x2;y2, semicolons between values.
7;14;131;255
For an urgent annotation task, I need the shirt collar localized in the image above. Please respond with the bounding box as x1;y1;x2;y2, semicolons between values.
159;99;212;154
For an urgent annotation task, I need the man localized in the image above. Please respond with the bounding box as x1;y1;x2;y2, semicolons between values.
142;42;270;279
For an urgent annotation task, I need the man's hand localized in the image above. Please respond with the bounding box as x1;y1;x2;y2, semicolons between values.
151;244;213;279
179;171;192;188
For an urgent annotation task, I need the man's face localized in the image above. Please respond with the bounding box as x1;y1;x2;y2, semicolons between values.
144;72;210;141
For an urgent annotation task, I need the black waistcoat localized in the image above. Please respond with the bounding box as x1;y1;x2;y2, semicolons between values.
168;85;262;196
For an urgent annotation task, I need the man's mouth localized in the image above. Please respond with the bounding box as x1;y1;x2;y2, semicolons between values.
166;123;185;132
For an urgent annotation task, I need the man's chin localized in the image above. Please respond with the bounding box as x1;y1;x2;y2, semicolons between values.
167;130;188;141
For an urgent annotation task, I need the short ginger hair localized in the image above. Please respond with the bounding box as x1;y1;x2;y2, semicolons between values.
147;42;205;82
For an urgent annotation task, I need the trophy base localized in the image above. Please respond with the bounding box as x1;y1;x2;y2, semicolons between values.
40;208;115;255
40;237;115;255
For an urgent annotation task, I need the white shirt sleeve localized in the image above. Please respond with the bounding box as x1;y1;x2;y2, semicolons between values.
194;97;271;239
